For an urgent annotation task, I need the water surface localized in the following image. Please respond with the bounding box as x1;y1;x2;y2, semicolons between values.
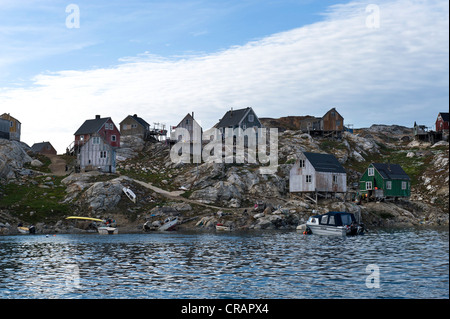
0;228;448;299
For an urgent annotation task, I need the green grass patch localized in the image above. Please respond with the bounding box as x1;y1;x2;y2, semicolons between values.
0;176;71;223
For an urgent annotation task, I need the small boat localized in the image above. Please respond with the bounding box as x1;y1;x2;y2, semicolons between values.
158;217;178;231
17;224;35;234
216;223;232;231
304;211;366;236
65;216;118;235
123;187;137;203
97;226;118;235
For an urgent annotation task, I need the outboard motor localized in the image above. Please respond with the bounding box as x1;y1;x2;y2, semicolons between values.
28;225;36;234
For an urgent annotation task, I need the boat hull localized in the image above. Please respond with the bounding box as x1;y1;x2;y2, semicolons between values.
97;227;118;235
307;224;347;236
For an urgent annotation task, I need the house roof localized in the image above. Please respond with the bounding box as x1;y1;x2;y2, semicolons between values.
304;152;346;174
74;116;110;135
216;107;253;128
438;112;449;122
121;114;150;129
31;142;54;152
372;163;410;180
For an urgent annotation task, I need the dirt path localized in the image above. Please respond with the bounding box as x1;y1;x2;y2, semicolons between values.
121;176;250;212
47;155;68;176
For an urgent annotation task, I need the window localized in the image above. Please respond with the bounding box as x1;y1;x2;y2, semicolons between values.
328;215;335;225
242;124;246;130
333;175;338;184
100;151;107;158
110;123;114;130
320;215;328;225
123;124;128;130
93;137;100;144
299;160;305;168
366;181;372;190
401;181;407;190
80;135;84;141
248;114;254;122
386;181;392;189
111;135;116;142
306;175;312;183
131;124;137;128
368;167;374;176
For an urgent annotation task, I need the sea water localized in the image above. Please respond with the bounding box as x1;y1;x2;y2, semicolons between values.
0;228;448;299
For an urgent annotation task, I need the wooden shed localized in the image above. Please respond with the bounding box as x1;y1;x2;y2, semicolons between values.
289;152;347;197
359;163;410;200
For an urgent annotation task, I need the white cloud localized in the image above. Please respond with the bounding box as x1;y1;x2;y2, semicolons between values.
0;0;448;153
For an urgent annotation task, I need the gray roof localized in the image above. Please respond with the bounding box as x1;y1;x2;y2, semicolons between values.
372;163;410;180
31;142;53;152
216;107;252;128
439;112;449;122
74;117;110;135
304;152;346;174
121;114;150;129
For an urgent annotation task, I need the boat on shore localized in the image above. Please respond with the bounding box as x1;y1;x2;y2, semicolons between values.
65;216;118;235
302;211;366;236
158;217;178;231
216;223;232;231
17;224;35;234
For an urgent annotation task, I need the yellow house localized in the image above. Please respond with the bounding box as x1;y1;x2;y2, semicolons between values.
0;113;21;141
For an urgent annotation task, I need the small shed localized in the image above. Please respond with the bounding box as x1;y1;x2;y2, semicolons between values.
289;152;347;196
31;142;57;156
359;163;410;199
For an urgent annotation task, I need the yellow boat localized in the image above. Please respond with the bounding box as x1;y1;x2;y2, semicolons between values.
65;216;104;222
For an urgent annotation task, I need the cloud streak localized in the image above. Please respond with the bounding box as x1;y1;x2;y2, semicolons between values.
0;0;448;153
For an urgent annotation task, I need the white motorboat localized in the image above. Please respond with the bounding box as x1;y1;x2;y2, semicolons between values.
158;217;178;231
123;187;137;203
216;223;232;231
97;226;118;235
305;211;365;236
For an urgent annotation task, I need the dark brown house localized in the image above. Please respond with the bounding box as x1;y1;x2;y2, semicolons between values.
322;108;344;131
31;142;57;155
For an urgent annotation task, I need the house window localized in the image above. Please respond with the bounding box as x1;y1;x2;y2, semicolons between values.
111;135;116;142
366;181;373;190
100;151;107;158
368;167;374;176
93;137;100;144
248;114;254;122
386;181;392;189
131;124;137;128
80;135;84;141
306;175;312;183
110;123;114;130
401;181;407;190
333;175;338;184
299;160;305;168
242;124;246;130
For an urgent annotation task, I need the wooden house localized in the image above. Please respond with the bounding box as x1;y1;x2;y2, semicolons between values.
436;112;449;133
289;152;347;198
78;133;116;173
31;142;57;156
322;108;344;132
215;107;262;138
359;163;410;200
120;114;150;139
0;113;21;141
172;112;202;143
0;118;10;140
74;115;120;150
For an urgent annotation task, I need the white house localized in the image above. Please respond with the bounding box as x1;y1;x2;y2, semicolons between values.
78;133;116;173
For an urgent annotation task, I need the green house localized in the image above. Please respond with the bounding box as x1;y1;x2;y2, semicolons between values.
359;163;410;199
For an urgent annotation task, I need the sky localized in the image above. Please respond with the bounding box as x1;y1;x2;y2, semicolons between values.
0;0;448;154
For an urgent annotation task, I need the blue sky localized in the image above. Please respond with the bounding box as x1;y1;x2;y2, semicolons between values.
0;0;448;153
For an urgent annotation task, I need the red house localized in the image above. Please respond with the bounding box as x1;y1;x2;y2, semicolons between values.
74;115;120;149
435;112;449;133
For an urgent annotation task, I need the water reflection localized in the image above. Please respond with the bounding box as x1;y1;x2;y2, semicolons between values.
0;229;448;299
